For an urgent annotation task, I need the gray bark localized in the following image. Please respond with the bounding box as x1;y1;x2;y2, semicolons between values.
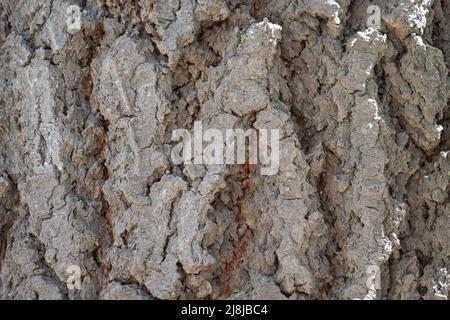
0;0;449;300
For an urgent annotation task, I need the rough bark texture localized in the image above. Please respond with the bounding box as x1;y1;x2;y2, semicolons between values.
0;0;450;300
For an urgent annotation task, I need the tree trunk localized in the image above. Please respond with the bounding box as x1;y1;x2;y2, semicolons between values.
0;0;449;300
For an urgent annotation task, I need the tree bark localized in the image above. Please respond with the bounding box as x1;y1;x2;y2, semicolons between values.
0;0;449;300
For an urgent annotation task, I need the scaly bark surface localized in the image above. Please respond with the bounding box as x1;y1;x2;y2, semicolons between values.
0;0;449;300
